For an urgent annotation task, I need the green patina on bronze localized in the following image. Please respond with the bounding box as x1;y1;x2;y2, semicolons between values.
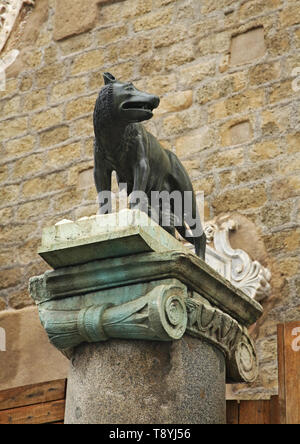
29;211;262;383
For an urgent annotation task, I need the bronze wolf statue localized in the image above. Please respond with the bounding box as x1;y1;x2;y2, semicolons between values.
93;72;206;260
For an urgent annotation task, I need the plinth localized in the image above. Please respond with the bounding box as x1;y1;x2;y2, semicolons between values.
29;210;263;424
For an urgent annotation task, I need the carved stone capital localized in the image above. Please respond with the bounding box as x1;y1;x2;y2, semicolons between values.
35;281;258;383
38;284;188;356
186;298;258;383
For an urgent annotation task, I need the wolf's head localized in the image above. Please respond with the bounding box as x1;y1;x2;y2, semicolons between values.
100;72;160;124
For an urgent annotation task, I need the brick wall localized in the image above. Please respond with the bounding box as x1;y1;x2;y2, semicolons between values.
0;0;299;398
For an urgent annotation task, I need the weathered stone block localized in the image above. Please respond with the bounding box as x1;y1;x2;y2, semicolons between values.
153;24;186;48
31;107;64;131
175;128;214;158
50;78;86;104
0;208;14;225
260;201;292;229
0;165;8;183
178;61;216;87
286;133;300;154
22;172;67;198
198;31;231;56
133;7;174;32
165;43;195;68
271;175;300;200
161;108;202;137
72;116;94;138
249;61;281;86
52;189;84;214
205;148;244;170
192;176;215;196
121;0;152;19
59;33;93;56
209;89;264;120
262;105;291;136
118;36;152;59
280;4;300;27
35;64;66;88
53;0;98;41
0;307;68;390
230;28;266;66
23;90;47;112
250;141;281;161
78;168;94;189
155;90;193;116
196;75;237;106
201;0;236;14
12;154;44;180
96;25;128;47
0;224;37;246
39;125;70;148
0;118;28;141
46;143;81;169
239;0;281;21
16;199;52;223
269;80;295;104
43;46;59;65
220;120;253;146
0;268;23;290
5;135;36;157
65;95;97;121
212;185;267;212
1;96;21;117
71;50;105;75
144;74;177;95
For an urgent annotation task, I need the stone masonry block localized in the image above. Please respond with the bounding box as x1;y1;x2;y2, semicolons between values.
231;27;266;66
54;0;98;41
0;307;68;390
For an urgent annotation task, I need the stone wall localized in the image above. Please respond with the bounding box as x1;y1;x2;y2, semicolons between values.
0;0;299;398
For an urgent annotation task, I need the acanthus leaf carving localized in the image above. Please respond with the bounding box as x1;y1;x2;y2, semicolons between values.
186;297;258;383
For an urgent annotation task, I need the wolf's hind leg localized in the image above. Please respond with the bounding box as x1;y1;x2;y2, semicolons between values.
176;225;206;260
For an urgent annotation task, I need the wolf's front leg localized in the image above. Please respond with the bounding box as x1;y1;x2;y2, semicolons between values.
94;158;112;214
129;159;150;212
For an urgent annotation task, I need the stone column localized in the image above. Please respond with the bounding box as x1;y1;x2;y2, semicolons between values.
29;210;263;425
65;337;226;424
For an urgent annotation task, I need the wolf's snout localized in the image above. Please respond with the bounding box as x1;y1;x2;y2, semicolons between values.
152;95;160;109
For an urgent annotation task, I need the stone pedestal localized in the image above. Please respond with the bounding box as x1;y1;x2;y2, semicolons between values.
65;337;226;424
29;210;263;424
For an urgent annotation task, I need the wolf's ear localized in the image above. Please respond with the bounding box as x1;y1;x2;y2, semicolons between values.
103;72;116;85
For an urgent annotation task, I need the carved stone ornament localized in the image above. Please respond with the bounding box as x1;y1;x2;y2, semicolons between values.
31;278;258;383
186;298;258;383
204;215;271;302
29;210;263;384
0;0;35;53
